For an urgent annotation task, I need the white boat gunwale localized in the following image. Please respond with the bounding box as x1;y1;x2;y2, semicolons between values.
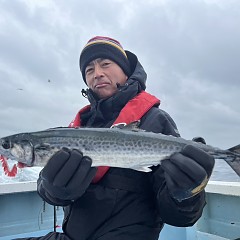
1;180;240;195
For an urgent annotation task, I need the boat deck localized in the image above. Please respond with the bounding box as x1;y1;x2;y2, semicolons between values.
0;181;240;240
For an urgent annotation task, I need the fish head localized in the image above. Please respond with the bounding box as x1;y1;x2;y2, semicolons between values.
0;133;34;166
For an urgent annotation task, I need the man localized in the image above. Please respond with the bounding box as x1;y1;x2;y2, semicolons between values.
19;36;214;240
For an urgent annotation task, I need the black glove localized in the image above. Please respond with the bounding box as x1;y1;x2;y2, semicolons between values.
40;148;97;201
161;144;215;202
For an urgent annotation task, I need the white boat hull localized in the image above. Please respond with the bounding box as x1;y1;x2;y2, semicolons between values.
0;181;240;240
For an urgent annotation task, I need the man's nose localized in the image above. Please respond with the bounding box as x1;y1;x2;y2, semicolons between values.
94;64;104;79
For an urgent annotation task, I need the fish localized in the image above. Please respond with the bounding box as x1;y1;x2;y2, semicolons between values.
0;125;240;177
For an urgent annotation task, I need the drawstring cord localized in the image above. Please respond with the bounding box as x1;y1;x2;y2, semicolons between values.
81;89;88;98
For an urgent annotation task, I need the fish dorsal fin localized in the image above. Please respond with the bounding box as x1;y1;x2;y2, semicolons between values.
111;121;143;132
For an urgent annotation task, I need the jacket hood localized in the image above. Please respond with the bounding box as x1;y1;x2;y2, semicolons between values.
126;50;147;90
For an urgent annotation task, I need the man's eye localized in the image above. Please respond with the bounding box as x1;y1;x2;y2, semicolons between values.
85;68;93;74
102;61;111;67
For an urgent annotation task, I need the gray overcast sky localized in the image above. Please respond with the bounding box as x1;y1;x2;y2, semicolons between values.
0;0;240;150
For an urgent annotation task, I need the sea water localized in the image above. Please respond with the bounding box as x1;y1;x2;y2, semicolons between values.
210;158;240;182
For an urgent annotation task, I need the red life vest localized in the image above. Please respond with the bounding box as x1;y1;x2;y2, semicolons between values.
69;91;160;183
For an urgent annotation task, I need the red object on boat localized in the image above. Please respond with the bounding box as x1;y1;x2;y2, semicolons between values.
0;155;18;177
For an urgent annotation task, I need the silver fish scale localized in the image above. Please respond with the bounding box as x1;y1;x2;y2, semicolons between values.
1;127;240;175
33;129;186;169
43;129;183;170
91;131;185;169
3;127;238;172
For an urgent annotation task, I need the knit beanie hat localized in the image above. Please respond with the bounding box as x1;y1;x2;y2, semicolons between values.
79;36;131;83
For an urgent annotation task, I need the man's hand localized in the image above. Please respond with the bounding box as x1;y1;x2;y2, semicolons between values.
40;148;97;201
161;145;215;201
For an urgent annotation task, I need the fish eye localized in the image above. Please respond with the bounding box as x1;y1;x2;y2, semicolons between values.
2;140;11;149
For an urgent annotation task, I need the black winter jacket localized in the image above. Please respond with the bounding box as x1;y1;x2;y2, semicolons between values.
37;51;206;240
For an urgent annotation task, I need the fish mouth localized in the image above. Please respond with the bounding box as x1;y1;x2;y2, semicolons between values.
17;162;27;168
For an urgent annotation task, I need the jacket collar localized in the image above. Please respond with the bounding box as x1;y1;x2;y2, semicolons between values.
81;80;141;127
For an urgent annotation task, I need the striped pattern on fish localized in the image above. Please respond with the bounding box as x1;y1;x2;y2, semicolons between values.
0;126;240;176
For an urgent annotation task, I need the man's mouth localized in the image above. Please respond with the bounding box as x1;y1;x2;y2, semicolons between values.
95;82;109;88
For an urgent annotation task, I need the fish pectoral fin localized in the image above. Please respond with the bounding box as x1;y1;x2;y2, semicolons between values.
35;143;51;150
133;166;152;172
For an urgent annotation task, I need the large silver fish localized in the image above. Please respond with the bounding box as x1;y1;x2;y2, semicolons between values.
0;125;240;176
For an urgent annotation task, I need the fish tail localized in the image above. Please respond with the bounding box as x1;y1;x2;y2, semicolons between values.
224;144;240;177
228;144;240;154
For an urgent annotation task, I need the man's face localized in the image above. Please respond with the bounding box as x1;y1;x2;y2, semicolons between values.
85;58;128;99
